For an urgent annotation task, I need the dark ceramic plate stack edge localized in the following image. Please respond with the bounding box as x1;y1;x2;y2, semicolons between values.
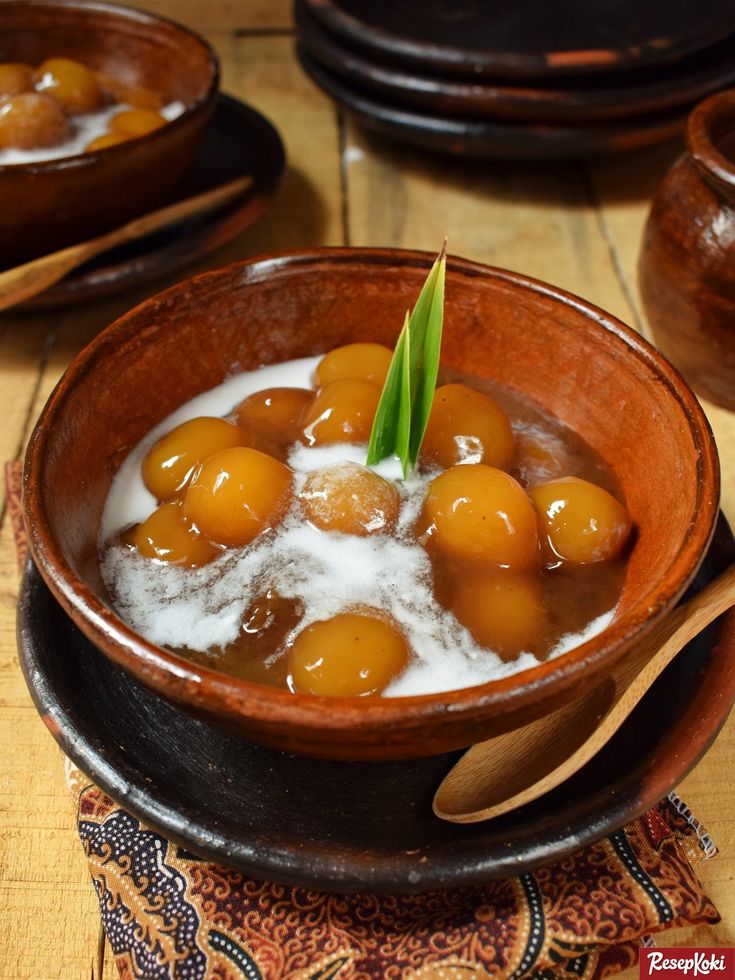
294;0;735;158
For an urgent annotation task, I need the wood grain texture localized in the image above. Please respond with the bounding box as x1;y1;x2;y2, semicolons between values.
0;0;734;975
130;0;293;34
0;520;103;980
344;121;635;324
0;317;56;514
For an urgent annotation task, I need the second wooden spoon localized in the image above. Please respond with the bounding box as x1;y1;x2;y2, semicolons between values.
0;174;252;312
434;561;735;824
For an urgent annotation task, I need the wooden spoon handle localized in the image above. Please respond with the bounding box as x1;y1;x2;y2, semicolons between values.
0;174;253;312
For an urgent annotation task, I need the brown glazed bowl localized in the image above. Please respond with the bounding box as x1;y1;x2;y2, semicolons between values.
22;249;720;761
0;1;219;266
639;89;735;410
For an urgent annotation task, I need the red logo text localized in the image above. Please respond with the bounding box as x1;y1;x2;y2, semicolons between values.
640;949;735;980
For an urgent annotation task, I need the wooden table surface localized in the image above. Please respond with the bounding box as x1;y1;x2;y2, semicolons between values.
1;2;733;977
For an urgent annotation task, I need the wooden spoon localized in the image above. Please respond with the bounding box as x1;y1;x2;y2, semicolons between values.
434;561;735;824
0;174;253;311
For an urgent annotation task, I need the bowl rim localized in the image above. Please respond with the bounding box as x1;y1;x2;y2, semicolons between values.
22;246;721;735
686;87;735;201
0;0;220;175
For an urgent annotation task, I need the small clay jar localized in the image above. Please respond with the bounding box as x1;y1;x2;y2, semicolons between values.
639;89;735;410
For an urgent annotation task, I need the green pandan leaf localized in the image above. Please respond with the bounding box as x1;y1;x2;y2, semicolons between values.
366;245;446;477
366;312;410;467
407;243;446;470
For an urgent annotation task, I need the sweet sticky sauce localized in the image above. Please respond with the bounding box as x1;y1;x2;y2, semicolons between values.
0;57;182;163
101;344;632;698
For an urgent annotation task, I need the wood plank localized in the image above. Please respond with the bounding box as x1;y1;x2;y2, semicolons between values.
0;520;102;980
344;122;636;325
217;35;344;256
0;317;55;512
124;0;293;35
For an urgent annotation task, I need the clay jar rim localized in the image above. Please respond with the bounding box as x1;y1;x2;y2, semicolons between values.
0;0;220;175
22;248;720;744
686;87;735;201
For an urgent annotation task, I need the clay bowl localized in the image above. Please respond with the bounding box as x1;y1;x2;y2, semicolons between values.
0;1;219;266
22;248;720;761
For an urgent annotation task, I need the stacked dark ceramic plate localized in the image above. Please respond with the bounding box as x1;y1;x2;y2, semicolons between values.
294;0;735;158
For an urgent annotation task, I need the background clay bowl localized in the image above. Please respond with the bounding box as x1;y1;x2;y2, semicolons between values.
22;248;720;761
302;0;735;80
295;1;735;123
0;1;219;266
20;94;286;310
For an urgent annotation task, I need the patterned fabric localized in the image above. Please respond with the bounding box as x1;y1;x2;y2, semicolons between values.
6;461;721;979
72;782;718;980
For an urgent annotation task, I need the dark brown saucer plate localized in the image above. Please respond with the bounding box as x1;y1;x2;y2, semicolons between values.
296;2;735;123
303;0;735;80
297;49;689;159
16;516;735;895
14;94;285;311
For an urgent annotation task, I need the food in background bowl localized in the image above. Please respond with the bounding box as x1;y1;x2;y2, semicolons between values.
0;56;185;161
101;340;633;698
22;249;719;760
0;1;219;265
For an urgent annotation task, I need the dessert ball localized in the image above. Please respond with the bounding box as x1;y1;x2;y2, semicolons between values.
421;383;515;470
422;463;538;568
0;92;69;149
315;342;393;387
0;63;34;97
452;570;546;659
142;416;242;501
302;379;380;446
301;462;400;536
123;500;219;567
289;611;409;696
110;108;166;137
34;57;103;114
235;386;314;456
530;476;632;564
182;447;293;547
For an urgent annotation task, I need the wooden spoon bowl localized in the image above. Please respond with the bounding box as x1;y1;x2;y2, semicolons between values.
22;248;719;760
